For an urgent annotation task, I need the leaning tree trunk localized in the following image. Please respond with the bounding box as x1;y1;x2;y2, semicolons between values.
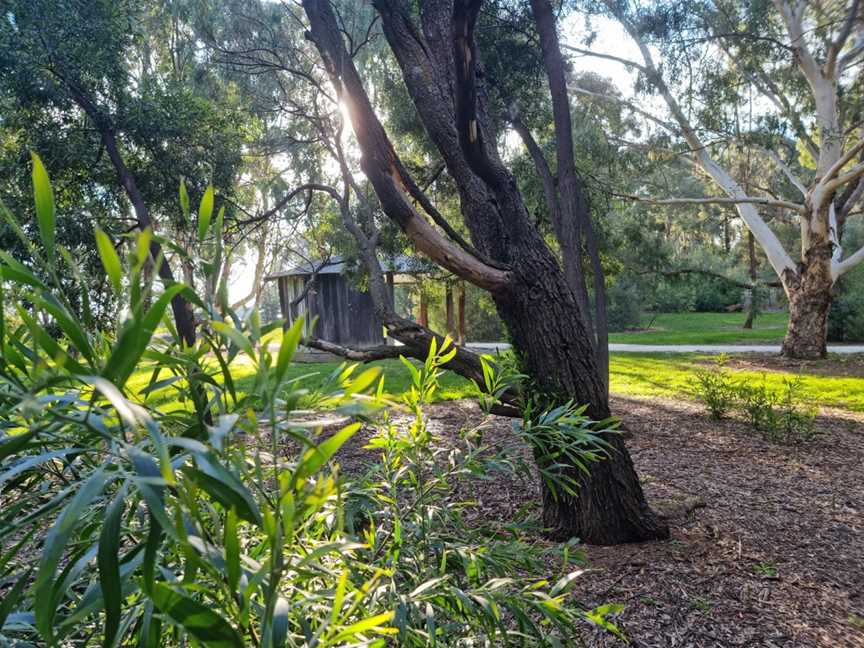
781;242;833;359
302;0;668;545
493;220;668;543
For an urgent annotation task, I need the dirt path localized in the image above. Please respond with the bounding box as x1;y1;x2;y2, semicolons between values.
328;397;864;646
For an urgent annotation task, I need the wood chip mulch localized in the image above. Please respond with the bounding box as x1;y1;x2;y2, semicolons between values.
321;396;864;647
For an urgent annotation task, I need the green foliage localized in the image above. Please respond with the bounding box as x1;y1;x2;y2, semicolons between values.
0;169;621;646
746;377;818;445
736;375;819;444
692;360;818;443
828;265;864;343
692;355;738;420
606;277;644;332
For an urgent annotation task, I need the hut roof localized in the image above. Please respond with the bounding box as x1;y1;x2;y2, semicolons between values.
266;254;427;280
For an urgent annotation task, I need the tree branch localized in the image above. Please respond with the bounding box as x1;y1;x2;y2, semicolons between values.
301;0;511;293
561;44;647;72
833;242;864;278
617;192;807;213
604;0;798;282
637;267;782;290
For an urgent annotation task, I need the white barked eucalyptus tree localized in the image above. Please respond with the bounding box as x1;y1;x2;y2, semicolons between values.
581;0;864;358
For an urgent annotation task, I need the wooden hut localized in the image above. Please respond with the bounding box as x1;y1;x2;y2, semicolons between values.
266;256;425;348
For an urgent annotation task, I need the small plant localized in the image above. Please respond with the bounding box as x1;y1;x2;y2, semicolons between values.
735;377;818;444
0;164;626;646
738;376;779;431
691;597;713;613
692;354;737;419
753;561;778;578
772;377;819;444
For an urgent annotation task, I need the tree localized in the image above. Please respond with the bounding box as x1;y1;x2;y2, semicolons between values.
575;0;864;358
0;0;253;345
279;0;668;544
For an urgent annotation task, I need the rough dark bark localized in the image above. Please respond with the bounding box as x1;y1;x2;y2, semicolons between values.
743;231;758;329
781;243;832;359
302;0;666;544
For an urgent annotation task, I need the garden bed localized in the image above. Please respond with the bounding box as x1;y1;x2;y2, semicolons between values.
323;397;864;646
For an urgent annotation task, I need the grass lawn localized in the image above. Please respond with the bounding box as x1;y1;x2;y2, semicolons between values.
129;349;864;414
610;352;864;412
607;311;789;345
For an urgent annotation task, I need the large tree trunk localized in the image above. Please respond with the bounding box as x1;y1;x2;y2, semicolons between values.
781;242;833;359
302;0;667;545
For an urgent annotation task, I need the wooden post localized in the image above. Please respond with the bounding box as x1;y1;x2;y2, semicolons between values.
386;271;395;307
458;281;466;345
419;287;428;327
445;283;454;338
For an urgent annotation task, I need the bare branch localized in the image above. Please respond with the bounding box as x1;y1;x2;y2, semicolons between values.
755;147;808;196
603;0;797;281
617;192;806;213
570;86;679;133
561;44;647;72
828;0;861;73
824;158;864;192
820;137;864;186
833;242;864;278
304;337;406;361
301;0;512;293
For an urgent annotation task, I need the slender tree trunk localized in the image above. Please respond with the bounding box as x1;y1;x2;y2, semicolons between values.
419;288;428;327
743;231;757;329
458;282;466;345
781;242;832;359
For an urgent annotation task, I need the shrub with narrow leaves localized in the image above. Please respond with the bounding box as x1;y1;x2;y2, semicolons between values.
0;158;623;646
691;355;737;420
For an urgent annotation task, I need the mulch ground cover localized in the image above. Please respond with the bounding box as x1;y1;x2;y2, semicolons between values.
319;395;864;647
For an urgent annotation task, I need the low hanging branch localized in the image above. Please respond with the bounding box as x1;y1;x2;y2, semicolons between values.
637;267;783;290
617;192;807;213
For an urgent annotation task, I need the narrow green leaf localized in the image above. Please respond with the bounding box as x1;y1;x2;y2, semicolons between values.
183;466;260;526
272;597;290;648
179;179;190;221
34;470;108;642
197;186;214;242
102;283;188;387
275;316;304;386
99;489;126;648
211;321;254;357
17;306;89;374
332;611;395;642
150;583;243;648
30;293;95;365
224;508;240;592
0;251;48;290
0;569;31;630
296;422;362;481
0;429;38;462
31;152;55;258
95;227;123;295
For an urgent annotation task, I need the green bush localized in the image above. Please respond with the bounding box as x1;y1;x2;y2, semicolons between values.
693;358;818;444
0;160;623;646
738;378;779;431
605;277;643;332
828;274;864;342
738;376;818;444
691;356;737;419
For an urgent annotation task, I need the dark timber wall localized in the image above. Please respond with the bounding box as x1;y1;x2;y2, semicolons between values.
277;274;385;347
